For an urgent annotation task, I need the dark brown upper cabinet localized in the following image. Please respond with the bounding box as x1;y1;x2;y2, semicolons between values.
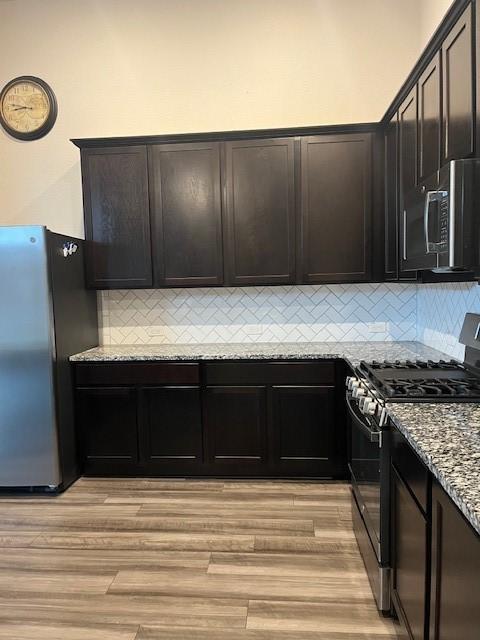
398;88;420;279
81;146;152;289
300;134;372;283
418;52;442;183
82;146;152;289
384;114;399;280
442;3;474;163
398;87;418;204
149;142;224;287
224;138;296;285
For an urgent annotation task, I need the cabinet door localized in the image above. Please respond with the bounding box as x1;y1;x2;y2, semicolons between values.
442;4;474;163
149;142;224;286
81;146;152;289
430;481;480;640
384;115;399;280
224;138;295;285
139;386;203;473
398;88;420;279
76;387;138;473
391;467;428;640
270;385;335;477
418;52;441;183
300;134;372;283
399;88;418;207
203;386;268;474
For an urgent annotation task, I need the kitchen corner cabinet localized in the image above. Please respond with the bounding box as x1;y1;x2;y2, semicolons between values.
300;134;372;283
224;138;296;285
149;142;224;287
430;480;480;640
81;146;153;289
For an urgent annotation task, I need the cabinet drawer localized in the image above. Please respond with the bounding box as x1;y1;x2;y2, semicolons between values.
203;361;335;385
392;426;429;513
75;362;199;386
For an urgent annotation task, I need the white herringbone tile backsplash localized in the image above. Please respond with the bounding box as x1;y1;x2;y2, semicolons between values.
417;282;480;360
98;283;417;345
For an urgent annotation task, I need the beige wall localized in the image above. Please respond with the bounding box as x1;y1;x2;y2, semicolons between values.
1;0;428;237
419;0;454;47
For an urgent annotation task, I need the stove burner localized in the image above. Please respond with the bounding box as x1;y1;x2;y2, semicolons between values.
357;359;480;402
367;359;463;371
382;377;480;398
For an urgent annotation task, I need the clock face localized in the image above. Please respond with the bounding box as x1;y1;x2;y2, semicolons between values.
0;77;57;140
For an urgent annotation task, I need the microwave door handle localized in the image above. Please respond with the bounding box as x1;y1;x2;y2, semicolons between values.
424;190;435;253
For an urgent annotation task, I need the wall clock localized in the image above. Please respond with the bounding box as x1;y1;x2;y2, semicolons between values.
0;76;57;140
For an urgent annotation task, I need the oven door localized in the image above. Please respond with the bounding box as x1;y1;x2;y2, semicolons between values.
346;392;383;560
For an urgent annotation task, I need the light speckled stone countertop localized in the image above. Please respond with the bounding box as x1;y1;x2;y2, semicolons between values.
387;403;480;535
70;340;480;535
70;340;449;365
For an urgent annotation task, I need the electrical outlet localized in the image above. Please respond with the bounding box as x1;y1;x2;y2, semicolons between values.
369;322;388;333
146;326;165;336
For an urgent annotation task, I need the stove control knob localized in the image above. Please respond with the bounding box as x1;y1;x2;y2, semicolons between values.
365;399;377;415
346;376;354;389
360;395;373;412
353;386;365;399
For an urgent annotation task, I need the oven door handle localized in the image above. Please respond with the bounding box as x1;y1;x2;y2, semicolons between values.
345;392;380;443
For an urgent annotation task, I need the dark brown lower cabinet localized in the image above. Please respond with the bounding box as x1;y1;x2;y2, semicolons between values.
203;385;268;475
430;480;480;640
74;360;344;478
77;387;139;474
391;465;428;640
139;386;203;474
270;385;335;475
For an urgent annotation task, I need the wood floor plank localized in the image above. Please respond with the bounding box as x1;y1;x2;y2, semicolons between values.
247;600;397;635
137;625;396;639
208;552;365;578
0;569;115;595
254;535;359;554
77;478;225;492
109;568;378;604
0;515;313;537
0;549;211;573
0;594;247;629
105;491;295;506
27;531;255;552
0;621;138;640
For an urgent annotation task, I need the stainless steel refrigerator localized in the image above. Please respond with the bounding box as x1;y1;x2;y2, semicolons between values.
0;226;98;491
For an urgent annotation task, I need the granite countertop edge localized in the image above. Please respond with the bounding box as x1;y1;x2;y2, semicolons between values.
387;405;480;536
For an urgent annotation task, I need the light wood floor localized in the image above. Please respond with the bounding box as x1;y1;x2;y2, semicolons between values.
0;478;399;639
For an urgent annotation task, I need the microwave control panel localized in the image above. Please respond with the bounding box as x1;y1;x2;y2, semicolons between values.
438;196;449;253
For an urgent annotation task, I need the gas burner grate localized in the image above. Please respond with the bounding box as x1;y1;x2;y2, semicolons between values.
366;359;463;371
382;377;480;398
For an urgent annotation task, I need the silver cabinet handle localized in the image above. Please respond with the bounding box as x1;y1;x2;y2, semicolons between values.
403;210;407;261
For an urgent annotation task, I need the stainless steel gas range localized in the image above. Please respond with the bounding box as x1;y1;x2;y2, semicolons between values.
346;312;480;613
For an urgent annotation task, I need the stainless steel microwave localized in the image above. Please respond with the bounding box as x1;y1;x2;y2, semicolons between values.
400;159;480;272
